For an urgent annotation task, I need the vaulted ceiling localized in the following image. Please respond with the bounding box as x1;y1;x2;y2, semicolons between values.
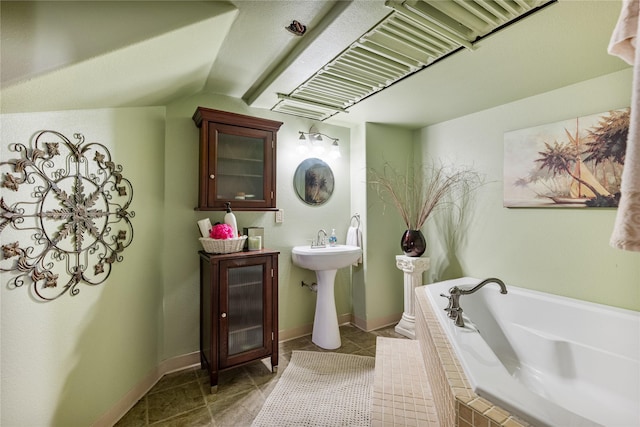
0;1;630;129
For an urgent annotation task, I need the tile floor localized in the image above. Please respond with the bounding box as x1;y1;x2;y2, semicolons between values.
115;324;406;427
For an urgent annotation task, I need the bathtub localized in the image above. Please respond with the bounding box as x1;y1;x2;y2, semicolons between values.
423;278;640;427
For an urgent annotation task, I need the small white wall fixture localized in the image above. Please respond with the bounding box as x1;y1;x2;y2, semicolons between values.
0;130;134;301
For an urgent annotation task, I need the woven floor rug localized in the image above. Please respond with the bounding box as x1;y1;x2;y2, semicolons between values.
252;351;375;427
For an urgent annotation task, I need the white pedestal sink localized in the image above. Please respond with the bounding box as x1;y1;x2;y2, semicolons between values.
291;245;362;349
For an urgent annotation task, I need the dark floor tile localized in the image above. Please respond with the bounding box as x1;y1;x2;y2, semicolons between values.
150;406;213;427
114;399;147;427
243;360;277;388
278;335;313;357
256;373;279;398
208;388;264;427
338;324;363;338
271;352;289;374
280;335;313;348
203;368;255;403
333;339;363;354
194;368;209;379
345;331;378;349
372;325;406;338
150;368;199;394
352;346;376;357
147;382;207;424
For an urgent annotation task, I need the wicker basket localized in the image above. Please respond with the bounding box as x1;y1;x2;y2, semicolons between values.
199;236;247;254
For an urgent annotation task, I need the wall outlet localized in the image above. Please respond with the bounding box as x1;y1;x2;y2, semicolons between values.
275;209;284;223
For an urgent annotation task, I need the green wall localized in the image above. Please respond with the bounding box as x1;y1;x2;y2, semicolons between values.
419;68;640;311
2;62;638;427
0;98;356;425
349;124;367;324
0;108;166;426
362;123;413;325
162;93;354;356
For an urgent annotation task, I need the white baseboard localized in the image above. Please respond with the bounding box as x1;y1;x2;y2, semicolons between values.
91;352;200;427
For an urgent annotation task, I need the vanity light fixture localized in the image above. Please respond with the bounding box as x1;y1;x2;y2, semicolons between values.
297;126;340;158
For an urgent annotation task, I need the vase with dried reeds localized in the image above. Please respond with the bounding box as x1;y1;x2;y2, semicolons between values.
369;161;483;256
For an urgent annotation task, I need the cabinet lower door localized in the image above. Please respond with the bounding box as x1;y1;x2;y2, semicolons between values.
219;257;272;367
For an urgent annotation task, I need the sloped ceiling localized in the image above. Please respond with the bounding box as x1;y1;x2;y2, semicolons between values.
0;1;631;129
1;1;239;111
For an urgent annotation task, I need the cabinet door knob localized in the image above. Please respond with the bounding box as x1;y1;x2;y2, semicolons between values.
209;174;215;179
221;312;227;318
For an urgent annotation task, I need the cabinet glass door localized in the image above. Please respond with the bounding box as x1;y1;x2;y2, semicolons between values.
225;263;265;356
209;124;270;207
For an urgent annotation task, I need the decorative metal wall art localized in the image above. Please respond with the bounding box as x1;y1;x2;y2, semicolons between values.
0;130;134;301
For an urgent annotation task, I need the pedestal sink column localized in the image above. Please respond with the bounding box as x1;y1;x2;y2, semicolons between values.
291;245;362;350
395;255;430;339
312;269;340;349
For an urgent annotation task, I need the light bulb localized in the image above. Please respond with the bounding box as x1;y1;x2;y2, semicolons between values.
328;141;341;159
297;141;309;155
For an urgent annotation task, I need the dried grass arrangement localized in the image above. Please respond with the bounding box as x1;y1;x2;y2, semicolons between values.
369;161;484;230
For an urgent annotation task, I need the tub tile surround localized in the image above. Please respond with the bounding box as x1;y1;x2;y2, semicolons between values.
414;287;531;427
372;337;440;426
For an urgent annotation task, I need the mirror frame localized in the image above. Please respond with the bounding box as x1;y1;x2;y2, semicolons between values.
293;158;335;206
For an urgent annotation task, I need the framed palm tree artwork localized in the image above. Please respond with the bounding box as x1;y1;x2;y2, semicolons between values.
504;108;629;208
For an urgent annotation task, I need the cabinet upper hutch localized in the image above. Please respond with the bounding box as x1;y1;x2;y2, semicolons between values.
192;107;283;211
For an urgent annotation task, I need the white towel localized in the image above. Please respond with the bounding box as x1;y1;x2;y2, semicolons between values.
346;226;363;266
608;0;640;252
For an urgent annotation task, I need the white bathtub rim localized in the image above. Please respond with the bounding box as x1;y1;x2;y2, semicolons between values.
432;276;640;318
422;277;638;427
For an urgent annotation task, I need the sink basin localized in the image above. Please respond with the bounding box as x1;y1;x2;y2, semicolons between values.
291;245;362;271
292;244;362;350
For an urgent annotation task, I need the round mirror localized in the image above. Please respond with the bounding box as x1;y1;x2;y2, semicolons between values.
293;158;335;206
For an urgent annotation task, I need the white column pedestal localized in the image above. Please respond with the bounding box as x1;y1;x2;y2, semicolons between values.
395;255;430;339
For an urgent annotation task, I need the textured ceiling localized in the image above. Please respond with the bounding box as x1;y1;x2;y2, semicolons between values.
0;1;630;129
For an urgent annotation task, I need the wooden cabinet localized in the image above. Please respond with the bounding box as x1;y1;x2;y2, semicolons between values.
199;249;279;393
192;107;283;211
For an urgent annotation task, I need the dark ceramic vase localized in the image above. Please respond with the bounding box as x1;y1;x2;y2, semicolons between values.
400;229;426;257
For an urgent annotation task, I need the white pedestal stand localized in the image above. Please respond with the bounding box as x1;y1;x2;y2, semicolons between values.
394;255;430;339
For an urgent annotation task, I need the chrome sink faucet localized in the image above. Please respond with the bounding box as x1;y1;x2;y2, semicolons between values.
311;229;327;248
440;278;508;327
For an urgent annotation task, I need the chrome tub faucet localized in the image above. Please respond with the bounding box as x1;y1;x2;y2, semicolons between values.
441;278;508;327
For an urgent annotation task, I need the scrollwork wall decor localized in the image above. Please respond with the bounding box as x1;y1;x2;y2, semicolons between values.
0;130;135;301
